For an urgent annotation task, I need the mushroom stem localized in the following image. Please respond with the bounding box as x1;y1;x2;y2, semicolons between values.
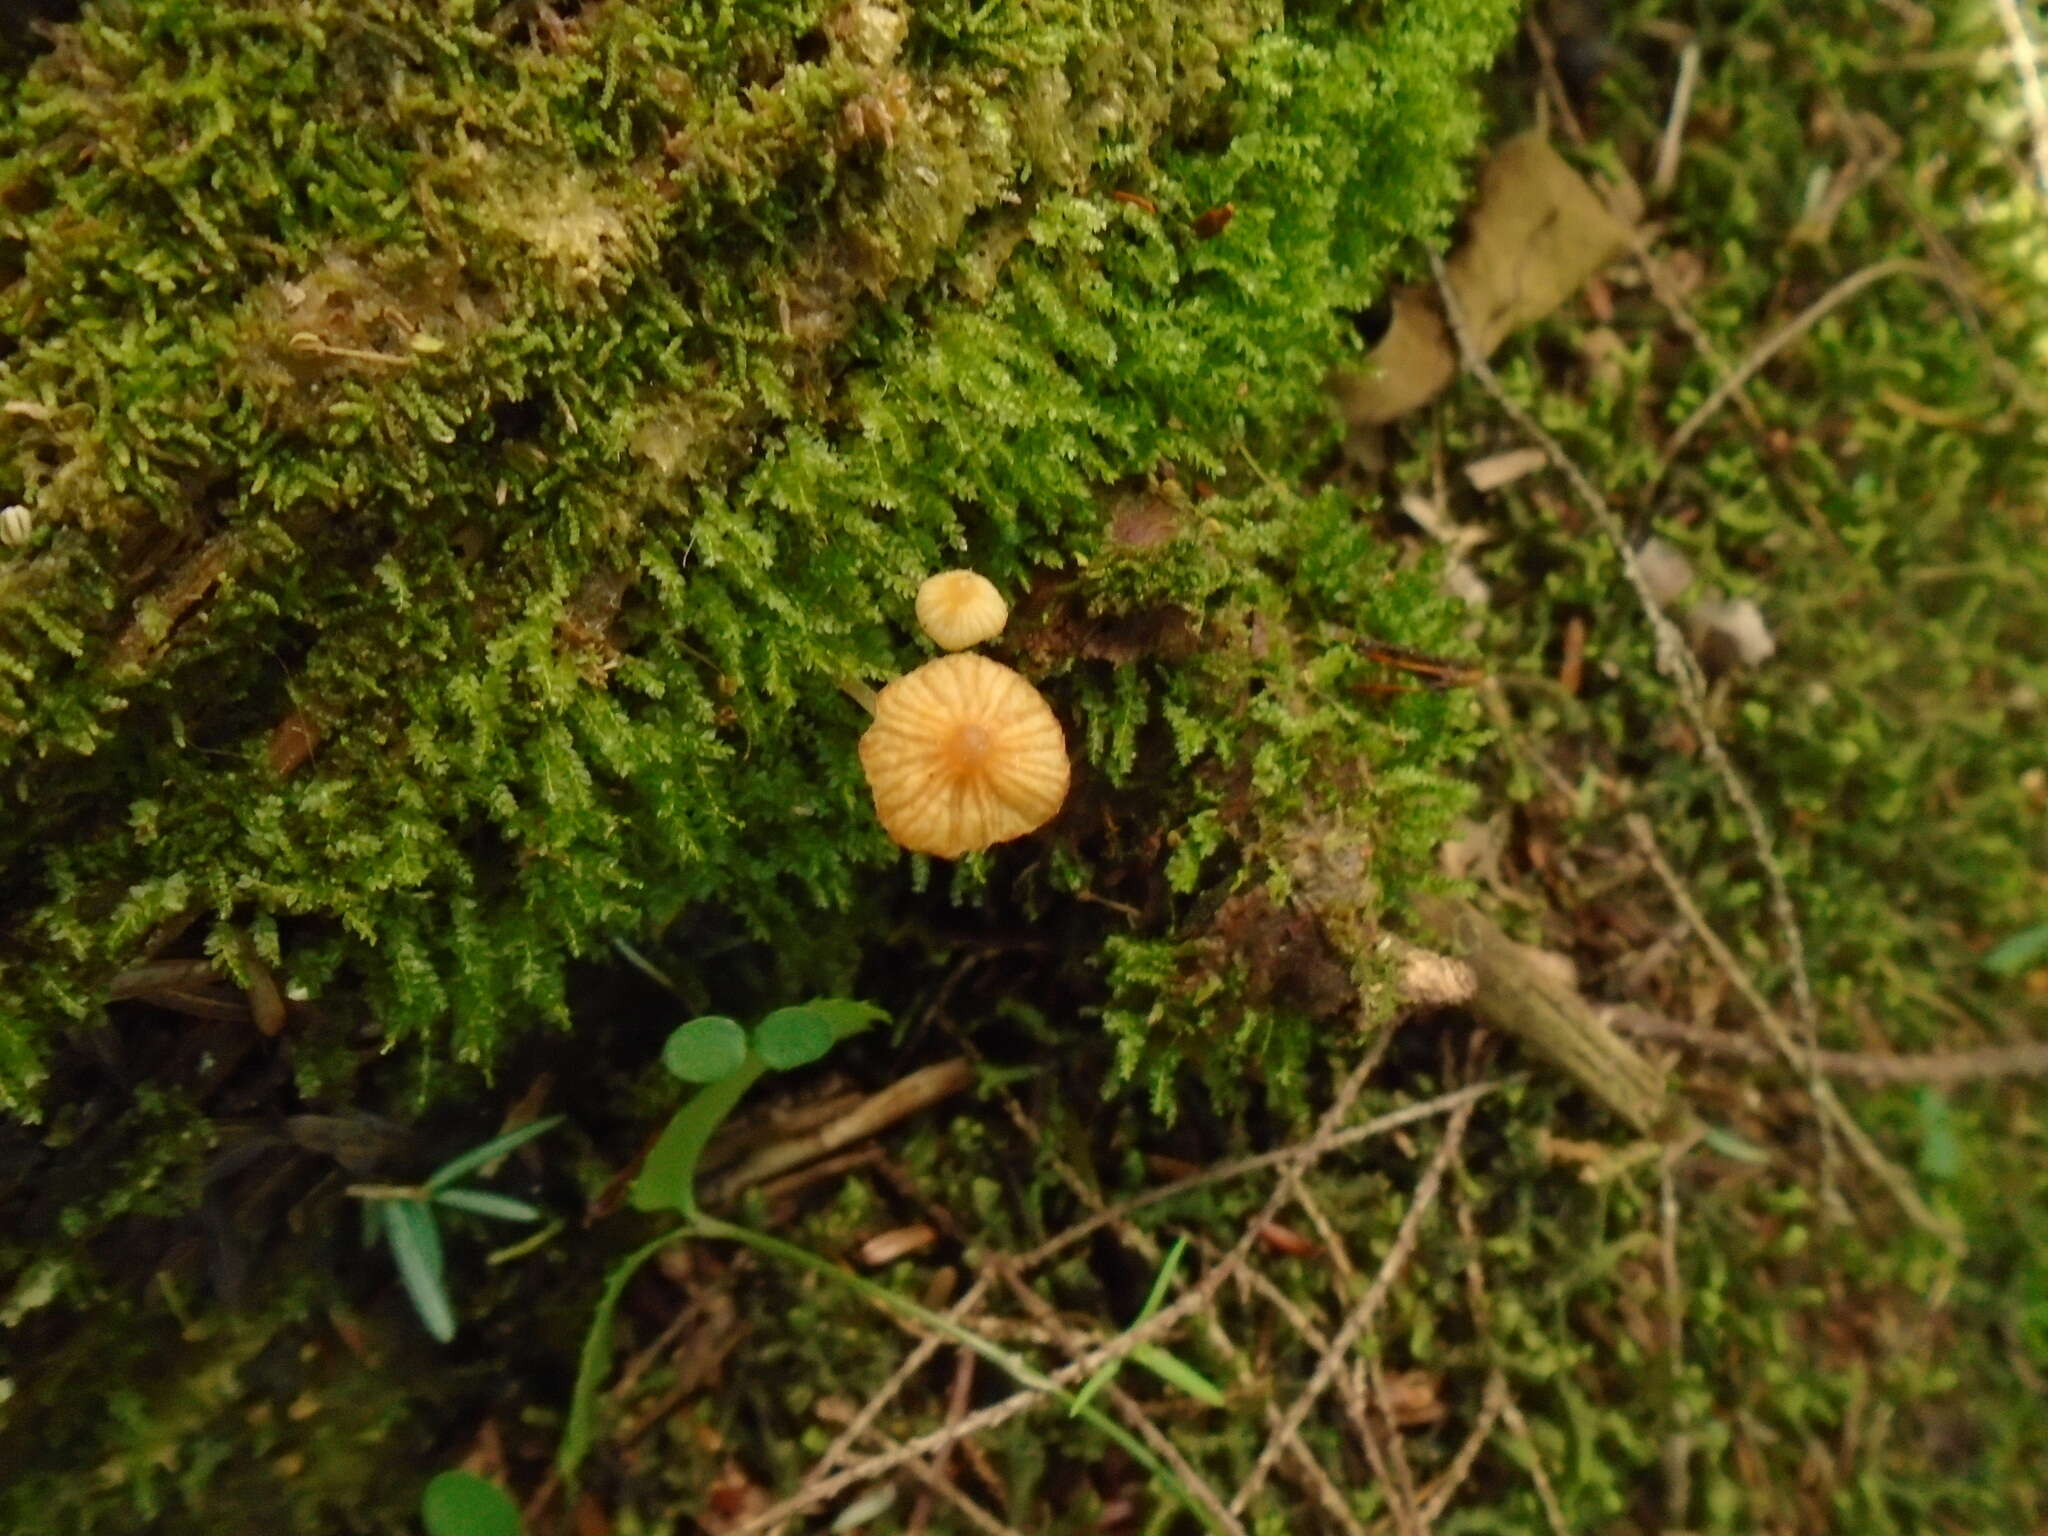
836;675;880;715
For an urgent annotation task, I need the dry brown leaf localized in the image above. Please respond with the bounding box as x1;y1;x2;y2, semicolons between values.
1379;1369;1447;1428
1332;132;1632;424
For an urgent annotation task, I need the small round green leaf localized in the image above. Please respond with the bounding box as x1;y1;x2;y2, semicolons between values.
421;1470;521;1536
752;1006;837;1071
662;1016;748;1083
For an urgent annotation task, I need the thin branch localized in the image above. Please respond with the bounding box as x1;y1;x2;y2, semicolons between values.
834;1421;1033;1536
705;1059;972;1202
1229;1098;1480;1517
1013;1079;1508;1272
744;1064;1499;1535
1652;41;1704;196
1609;1006;2048;1084
965;1034;1369;1536
1412;1371;1509;1525
1290;1184;1427;1534
800;1272;997;1489
1495;1392;1572;1536
1658;1150;1693;1531
1215;1248;1403;1507
1625;814;1960;1247
1655;257;1942;469
1430;250;1831;1203
993;1263;1251;1536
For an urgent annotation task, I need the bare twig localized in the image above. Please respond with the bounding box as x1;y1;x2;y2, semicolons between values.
1652;41;1704;196
993;1263;1252;1536
1229;1097;1480;1517
1412;1371;1509;1525
1277;1184;1426;1535
836;1422;1032;1536
904;1349;978;1536
1496;1392;1572;1536
706;1059;972;1202
1430;250;1831;1201
962;1033;1370;1536
1523;16;1588;147
746;1063;1500;1535
1656;257;1942;469
1658;1151;1693;1530
1625;814;1960;1247
1609;1006;2048;1084
1993;0;2048;203
1014;1078;1508;1272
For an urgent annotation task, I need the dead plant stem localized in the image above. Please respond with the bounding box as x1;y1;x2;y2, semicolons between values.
1625;814;1959;1247
1430;249;1834;1211
1656;257;1942;470
1228;1097;1480;1517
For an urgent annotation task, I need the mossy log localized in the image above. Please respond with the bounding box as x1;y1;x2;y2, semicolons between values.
0;0;1513;1113
0;2;1514;1521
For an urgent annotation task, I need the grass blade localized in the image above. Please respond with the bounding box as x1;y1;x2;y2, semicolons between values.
1072;1235;1190;1415
433;1187;543;1223
1129;1342;1226;1407
382;1200;455;1343
1984;922;2048;978
426;1115;565;1193
559;1229;682;1480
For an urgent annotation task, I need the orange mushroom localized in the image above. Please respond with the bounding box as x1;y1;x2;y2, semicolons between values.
857;653;1069;857
913;569;1008;651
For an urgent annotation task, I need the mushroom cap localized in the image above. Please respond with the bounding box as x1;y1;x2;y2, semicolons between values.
914;569;1008;651
858;653;1069;858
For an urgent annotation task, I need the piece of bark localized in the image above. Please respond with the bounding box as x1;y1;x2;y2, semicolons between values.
1416;897;1671;1133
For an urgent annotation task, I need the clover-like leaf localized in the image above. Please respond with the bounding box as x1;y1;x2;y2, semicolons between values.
662;1016;749;1083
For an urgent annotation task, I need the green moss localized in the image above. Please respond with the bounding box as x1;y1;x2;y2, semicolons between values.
0;0;1511;1111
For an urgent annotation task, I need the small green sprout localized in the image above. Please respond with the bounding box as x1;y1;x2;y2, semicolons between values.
353;1115;563;1343
559;1001;1230;1532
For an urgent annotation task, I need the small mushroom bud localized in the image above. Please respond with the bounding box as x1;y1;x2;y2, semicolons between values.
914;569;1008;651
858;653;1069;858
0;504;31;548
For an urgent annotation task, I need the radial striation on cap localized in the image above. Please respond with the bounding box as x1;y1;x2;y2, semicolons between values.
858;653;1069;858
914;569;1008;651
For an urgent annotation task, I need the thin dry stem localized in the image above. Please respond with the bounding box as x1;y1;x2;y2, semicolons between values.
1625;814;1960;1247
1657;1149;1695;1529
1495;1391;1571;1536
706;1058;972;1202
1290;1184;1427;1534
842;1424;1031;1536
1655;257;1942;469
801;1272;996;1488
1014;1078;1507;1271
1412;1371;1509;1525
1609;1006;2048;1083
1430;249;1832;1203
993;1262;1251;1536
1229;1097;1480;1517
743;1058;1498;1535
1652;41;1704;196
963;1032;1366;1536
